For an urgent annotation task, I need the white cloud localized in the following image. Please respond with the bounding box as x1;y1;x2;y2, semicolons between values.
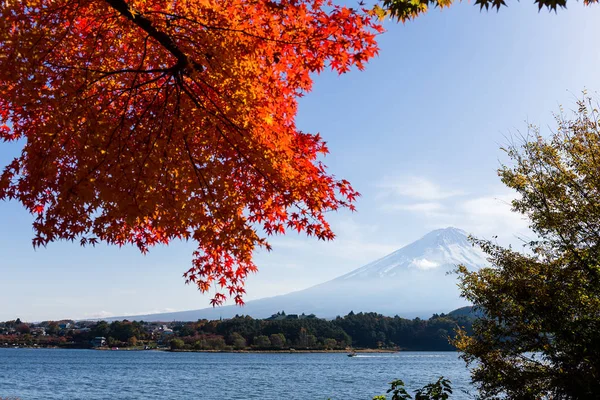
307;217;399;263
419;192;532;246
456;194;531;241
411;259;440;270
383;202;444;213
378;176;466;201
376;175;531;246
267;216;398;265
83;310;114;319
127;308;176;316
79;308;180;320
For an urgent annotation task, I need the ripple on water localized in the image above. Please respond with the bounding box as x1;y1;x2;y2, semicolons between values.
0;349;474;400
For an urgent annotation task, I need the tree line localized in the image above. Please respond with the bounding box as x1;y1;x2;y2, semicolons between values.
0;310;473;351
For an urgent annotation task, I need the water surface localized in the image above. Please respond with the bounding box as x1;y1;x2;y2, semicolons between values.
0;349;474;399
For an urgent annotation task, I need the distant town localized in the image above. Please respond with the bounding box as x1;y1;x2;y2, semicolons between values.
0;309;475;352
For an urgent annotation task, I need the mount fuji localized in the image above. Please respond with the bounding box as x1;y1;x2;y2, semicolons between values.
109;227;489;321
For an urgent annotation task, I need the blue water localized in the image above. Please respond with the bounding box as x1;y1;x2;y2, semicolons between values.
0;349;475;399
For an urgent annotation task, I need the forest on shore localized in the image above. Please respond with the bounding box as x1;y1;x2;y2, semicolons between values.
0;309;474;352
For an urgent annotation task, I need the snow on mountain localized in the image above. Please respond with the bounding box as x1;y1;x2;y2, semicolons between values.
104;227;489;322
338;227;487;280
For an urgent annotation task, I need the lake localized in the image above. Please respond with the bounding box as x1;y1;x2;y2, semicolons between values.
0;349;475;399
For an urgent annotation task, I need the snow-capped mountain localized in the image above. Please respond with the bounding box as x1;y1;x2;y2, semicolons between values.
338;227;487;280
105;227;489;321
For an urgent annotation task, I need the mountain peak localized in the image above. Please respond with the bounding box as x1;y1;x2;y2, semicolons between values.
104;227;487;321
418;227;470;247
337;227;486;280
426;226;467;236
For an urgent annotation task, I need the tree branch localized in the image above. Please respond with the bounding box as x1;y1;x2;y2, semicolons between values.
103;0;202;72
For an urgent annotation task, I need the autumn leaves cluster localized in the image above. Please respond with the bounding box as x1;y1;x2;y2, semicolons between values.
0;0;381;305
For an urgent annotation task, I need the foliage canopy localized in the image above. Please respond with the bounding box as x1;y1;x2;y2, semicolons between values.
455;97;600;399
381;0;599;22
0;0;381;305
372;377;452;400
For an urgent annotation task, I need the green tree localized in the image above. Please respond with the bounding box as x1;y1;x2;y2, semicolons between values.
414;377;452;400
269;333;286;349
455;97;600;399
306;334;317;349
380;0;599;23
193;340;205;350
109;321;139;342
254;335;271;349
373;378;452;400
175;323;196;337
170;338;185;351
228;332;247;350
206;336;226;350
91;321;110;338
297;327;308;348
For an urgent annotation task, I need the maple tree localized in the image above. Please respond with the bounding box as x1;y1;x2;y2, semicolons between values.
0;0;381;305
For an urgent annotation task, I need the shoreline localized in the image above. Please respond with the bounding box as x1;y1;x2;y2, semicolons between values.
95;347;402;353
166;348;401;354
0;345;458;353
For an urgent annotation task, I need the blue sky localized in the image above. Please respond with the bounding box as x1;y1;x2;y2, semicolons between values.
2;2;600;321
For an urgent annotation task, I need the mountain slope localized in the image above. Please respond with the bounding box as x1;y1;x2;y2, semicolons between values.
107;227;488;322
338;227;486;280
